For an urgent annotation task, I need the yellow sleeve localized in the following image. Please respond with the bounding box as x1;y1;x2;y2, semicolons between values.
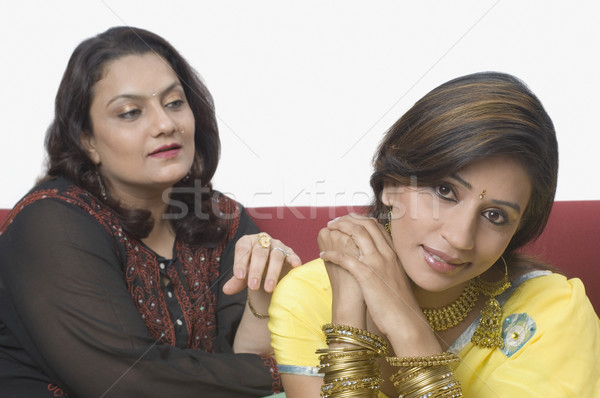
268;260;391;398
456;274;600;397
268;259;331;374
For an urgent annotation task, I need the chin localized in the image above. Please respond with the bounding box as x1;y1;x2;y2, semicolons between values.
408;269;463;293
156;167;191;185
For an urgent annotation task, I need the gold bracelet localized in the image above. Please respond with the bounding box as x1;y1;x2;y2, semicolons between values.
246;296;269;319
322;323;388;354
386;352;461;367
319;349;375;361
319;324;386;397
391;365;463;398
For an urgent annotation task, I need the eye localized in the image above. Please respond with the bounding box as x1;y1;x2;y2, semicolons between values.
483;209;508;225
166;99;185;110
434;183;456;201
118;108;142;119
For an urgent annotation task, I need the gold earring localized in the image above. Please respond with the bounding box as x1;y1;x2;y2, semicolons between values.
471;256;511;349
385;207;392;237
96;170;107;201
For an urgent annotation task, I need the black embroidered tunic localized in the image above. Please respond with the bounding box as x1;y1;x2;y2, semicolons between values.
0;177;280;397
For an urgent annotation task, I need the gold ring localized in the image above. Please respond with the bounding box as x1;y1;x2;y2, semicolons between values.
257;233;271;249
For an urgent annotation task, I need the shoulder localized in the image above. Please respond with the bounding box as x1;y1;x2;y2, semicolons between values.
211;191;244;233
209;191;260;244
269;259;331;333
272;259;331;307
452;272;600;395
505;272;595;318
1;177;117;239
269;259;331;370
503;272;598;335
500;272;599;356
212;190;240;214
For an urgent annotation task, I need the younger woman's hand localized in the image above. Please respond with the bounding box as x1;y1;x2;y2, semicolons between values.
319;214;420;339
318;225;367;328
222;233;302;295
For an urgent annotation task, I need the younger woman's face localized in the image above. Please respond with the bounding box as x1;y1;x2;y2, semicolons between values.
82;53;196;202
383;156;532;294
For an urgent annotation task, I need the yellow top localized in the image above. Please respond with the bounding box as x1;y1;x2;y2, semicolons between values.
269;259;600;397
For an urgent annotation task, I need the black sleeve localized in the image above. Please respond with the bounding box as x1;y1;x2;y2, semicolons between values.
0;199;276;398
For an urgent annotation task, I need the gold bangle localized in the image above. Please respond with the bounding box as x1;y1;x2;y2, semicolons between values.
322;323;388;354
246;296;269;319
386;352;461;367
391;365;463;398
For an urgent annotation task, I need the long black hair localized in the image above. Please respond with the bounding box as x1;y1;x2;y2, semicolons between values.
44;26;226;245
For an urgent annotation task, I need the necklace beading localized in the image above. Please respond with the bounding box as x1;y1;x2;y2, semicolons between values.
421;279;479;331
420;258;511;348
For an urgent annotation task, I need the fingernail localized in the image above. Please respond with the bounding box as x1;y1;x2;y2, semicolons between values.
264;280;274;292
235;269;245;279
319;251;325;257
327;217;340;226
250;277;259;289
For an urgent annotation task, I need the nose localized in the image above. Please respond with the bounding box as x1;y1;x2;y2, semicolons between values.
441;206;477;251
149;103;178;136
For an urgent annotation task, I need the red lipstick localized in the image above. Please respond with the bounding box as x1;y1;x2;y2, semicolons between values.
149;143;181;158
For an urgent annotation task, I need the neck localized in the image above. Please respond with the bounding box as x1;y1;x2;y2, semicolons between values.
109;185;171;221
143;214;176;258
412;280;471;309
107;185;177;257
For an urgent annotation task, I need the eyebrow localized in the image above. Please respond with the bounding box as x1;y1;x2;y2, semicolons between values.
492;199;521;213
450;174;522;213
450;174;472;190
106;81;182;108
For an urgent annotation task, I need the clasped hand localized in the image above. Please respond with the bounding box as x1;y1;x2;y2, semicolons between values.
318;214;417;337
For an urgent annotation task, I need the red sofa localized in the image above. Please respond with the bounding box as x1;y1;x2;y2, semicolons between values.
244;202;600;314
2;201;599;312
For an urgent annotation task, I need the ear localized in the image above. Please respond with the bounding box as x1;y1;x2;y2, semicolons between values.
80;131;101;165
381;183;398;207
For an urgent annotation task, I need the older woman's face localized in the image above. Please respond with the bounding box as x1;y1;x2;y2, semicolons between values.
82;53;196;202
383;156;531;294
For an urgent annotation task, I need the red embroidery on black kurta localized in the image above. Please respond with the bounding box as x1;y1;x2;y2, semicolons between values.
47;383;68;396
6;182;280;392
260;354;282;393
4;184;241;350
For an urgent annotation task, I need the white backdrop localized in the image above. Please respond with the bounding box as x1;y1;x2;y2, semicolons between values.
1;0;599;209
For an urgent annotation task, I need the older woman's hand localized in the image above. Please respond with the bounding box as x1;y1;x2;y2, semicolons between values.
222;233;302;295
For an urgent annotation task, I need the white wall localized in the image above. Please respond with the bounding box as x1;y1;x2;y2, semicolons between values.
2;0;599;209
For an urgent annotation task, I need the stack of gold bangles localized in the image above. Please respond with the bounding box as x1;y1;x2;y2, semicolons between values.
387;352;463;397
318;323;463;397
317;323;388;397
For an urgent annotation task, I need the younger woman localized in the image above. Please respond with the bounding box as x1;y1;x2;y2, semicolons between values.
269;72;600;397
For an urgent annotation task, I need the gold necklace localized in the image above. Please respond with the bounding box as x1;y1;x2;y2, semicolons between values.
421;280;480;331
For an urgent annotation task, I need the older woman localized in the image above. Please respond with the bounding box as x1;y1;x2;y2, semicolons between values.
0;26;299;397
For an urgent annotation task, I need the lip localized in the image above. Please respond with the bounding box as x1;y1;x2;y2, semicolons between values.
421;245;468;273
148;143;182;159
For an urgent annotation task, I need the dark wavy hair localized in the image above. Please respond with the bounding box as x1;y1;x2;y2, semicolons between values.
370;72;559;264
44;26;226;245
